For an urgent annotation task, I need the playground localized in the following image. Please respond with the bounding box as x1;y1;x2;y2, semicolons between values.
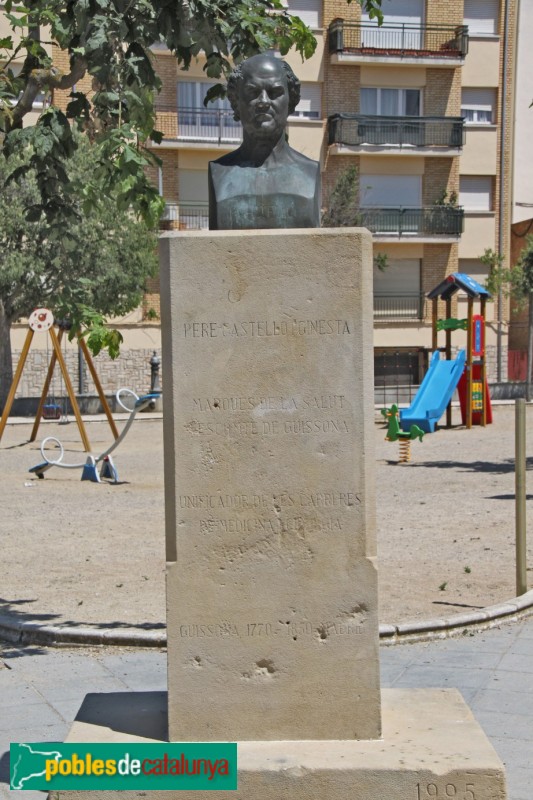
0;403;531;631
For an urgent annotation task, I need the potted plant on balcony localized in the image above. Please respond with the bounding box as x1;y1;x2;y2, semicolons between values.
427;190;459;235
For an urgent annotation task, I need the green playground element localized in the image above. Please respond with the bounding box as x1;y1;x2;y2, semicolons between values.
381;405;425;443
436;318;468;332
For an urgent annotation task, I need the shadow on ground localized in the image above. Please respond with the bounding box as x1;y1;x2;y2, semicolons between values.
404;457;533;474
0;597;164;632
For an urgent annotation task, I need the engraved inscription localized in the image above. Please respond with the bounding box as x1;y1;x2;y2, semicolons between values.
200;516;342;535
184;418;350;436
178;492;360;510
179;620;366;639
192;395;347;412
417;783;477;800
183;319;352;338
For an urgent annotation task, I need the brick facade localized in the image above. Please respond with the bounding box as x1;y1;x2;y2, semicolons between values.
494;0;517;276
508;219;533;352
422;158;459;206
324;65;360;116
50;44;93;112
322;155;360;207
323;0;360;24
12;0;518;394
425;1;464;28
424;69;461;117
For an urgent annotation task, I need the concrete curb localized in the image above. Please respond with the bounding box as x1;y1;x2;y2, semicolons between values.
1;590;533;648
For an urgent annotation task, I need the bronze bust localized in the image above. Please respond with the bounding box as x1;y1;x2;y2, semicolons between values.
208;54;321;230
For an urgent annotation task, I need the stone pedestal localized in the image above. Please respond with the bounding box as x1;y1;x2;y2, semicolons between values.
55;228;506;800
58;688;507;800
159;229;380;742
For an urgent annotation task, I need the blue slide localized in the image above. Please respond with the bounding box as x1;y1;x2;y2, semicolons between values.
400;349;466;434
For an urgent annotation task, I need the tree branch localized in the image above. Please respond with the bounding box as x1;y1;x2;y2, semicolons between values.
11;56;88;129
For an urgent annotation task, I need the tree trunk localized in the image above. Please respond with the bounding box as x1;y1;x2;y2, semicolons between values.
527;292;533;402
0;300;14;413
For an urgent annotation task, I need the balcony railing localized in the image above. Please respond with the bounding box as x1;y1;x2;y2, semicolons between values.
360;207;464;237
174;107;242;143
374;294;426;320
328;114;465;150
328;20;469;59
161;203;209;230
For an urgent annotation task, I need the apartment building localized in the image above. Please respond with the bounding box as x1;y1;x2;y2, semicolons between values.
149;0;517;393
509;0;533;381
2;1;518;402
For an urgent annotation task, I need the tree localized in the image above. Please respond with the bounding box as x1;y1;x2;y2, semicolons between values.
322;166;361;228
0;136;159;410
482;242;533;401
0;0;384;376
322;165;387;270
0;0;384;226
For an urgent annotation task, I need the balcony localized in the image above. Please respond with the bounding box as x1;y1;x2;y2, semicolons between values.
154;106;242;147
374;294;426;321
360;207;464;239
160;203;209;230
328;114;465;156
328;20;468;67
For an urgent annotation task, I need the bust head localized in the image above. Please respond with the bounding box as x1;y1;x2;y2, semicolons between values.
226;54;300;142
208;54;320;230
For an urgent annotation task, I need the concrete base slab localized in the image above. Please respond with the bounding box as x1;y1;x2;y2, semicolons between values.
55;688;506;799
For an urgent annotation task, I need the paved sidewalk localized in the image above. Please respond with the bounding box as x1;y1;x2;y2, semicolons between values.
2;618;532;800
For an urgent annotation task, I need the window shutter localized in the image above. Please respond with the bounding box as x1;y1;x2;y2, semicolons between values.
178;170;209;204
286;0;321;28
362;0;423;25
459;176;492;210
374;259;420;296
360;175;422;207
461;88;496;123
462;88;495;111
291;83;322;118
464;0;499;35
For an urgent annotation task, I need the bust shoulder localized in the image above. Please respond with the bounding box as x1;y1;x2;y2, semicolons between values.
210;143;318;173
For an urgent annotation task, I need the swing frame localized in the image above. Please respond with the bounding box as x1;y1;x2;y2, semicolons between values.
0;320;118;451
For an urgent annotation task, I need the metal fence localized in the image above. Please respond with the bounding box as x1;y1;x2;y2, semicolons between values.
374;294;426;321
176;107;242;143
328;20;469;59
161;203;209;229
329;114;465;149
374;350;427;407
360;207;464;237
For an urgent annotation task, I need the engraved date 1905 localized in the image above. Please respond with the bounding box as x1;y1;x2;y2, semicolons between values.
417;783;476;800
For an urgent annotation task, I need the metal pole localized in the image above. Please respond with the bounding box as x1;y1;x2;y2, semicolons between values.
515;398;528;595
497;0;512;383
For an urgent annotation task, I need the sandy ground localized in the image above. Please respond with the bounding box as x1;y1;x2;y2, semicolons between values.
0;404;532;632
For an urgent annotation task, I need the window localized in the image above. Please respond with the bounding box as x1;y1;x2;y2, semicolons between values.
285;0;321;29
290;83;321;119
360;174;422;207
178;170;208;203
177;169;209;229
464;0;499;35
459;176;493;210
458;259;490;286
461;88;496;124
361;0;424;49
177;81;240;140
374;258;421;296
177;81;232;111
361;88;421;116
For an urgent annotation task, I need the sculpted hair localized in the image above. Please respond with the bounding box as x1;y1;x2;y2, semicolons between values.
226;58;301;120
